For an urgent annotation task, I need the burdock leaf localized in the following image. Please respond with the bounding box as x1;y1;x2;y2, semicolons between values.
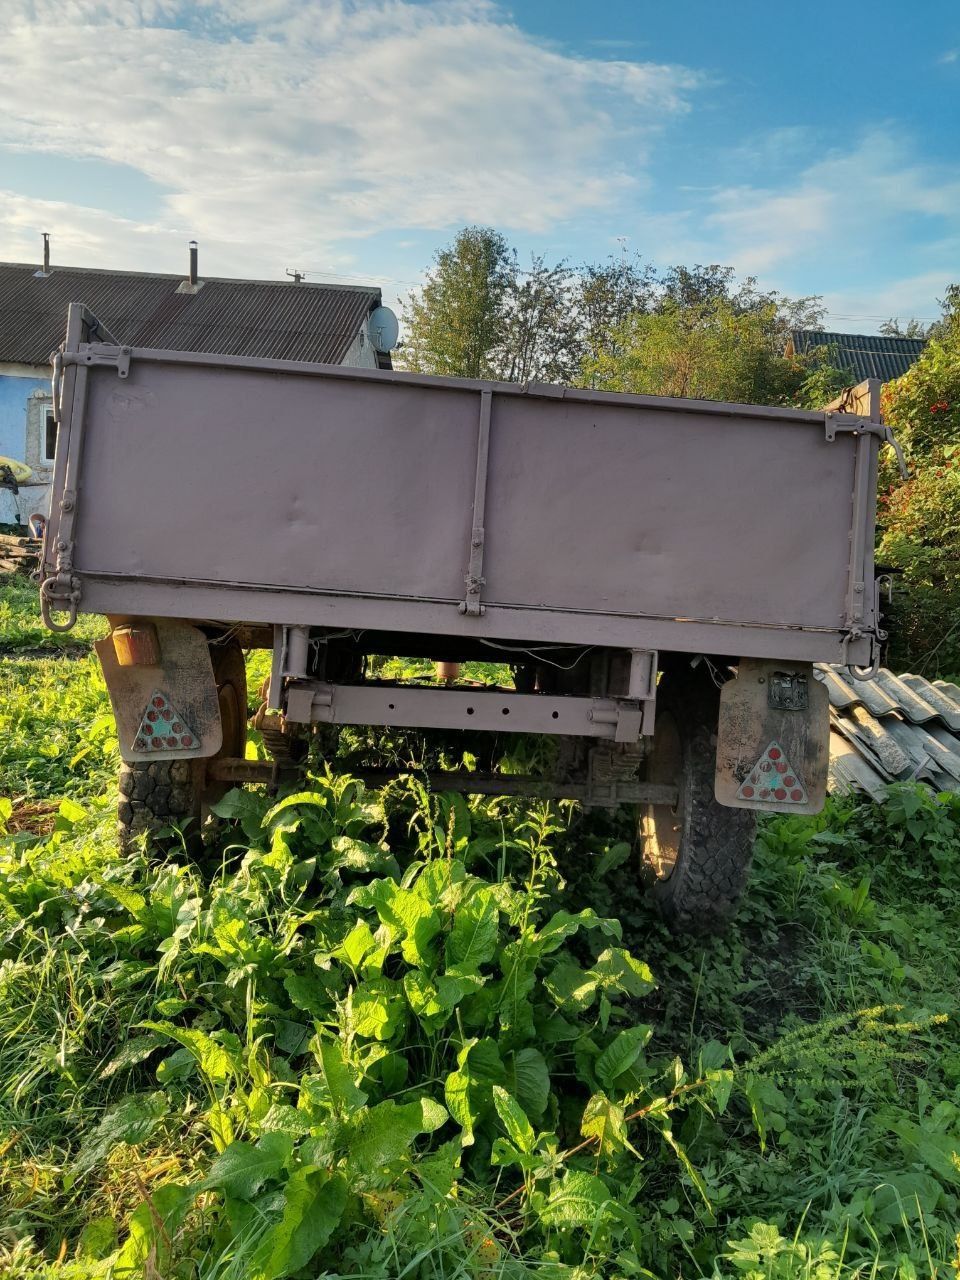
260;1169;347;1280
447;888;499;971
200;1132;293;1200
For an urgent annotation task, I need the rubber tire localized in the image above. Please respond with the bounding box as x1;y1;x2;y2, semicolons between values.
638;671;756;936
117;638;247;850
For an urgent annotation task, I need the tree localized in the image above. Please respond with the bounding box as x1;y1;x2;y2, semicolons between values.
877;295;960;673
658;265;823;330
575;252;657;374
398;227;513;379
584;293;835;406
400;231;843;408
880;317;930;338
497;255;581;385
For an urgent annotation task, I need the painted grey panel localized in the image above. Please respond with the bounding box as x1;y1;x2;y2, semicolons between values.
73;363;476;601
482;396;855;630
55;340;877;658
76;576;873;665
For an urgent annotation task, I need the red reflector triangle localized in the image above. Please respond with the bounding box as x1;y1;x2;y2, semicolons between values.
737;740;807;803
132;690;198;753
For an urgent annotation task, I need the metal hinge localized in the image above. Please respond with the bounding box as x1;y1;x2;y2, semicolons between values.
460;528;485;617
824;413;909;479
64;344;132;380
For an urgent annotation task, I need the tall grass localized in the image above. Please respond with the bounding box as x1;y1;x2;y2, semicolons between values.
0;577;958;1279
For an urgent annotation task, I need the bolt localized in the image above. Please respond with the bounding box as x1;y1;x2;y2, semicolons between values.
758;677;765;684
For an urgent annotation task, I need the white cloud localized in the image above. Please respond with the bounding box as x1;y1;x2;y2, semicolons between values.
820;271;950;330
0;0;702;275
694;131;960;284
938;48;958;64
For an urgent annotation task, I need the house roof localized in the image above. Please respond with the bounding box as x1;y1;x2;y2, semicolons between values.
0;262;384;367
789;330;926;383
818;665;960;800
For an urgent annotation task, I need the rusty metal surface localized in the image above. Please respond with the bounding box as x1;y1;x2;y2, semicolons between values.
817;664;960;797
95;620;222;763
715;658;830;814
44;320;883;668
0;262;381;366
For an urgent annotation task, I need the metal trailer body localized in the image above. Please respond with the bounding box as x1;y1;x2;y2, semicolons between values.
40;304;903;930
43;306;889;666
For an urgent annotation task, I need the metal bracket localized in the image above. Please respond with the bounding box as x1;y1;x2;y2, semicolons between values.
283;679;650;741
767;670;808;711
824;412;909;479
841;628;881;682
39;571;81;631
63;344;132;380
627;648;657;700
589;701;646;743
459;390;492;617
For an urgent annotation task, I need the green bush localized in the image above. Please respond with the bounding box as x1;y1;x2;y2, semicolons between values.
880;306;960;673
2;583;960;1278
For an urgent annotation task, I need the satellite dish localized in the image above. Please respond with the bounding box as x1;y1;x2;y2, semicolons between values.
367;305;399;354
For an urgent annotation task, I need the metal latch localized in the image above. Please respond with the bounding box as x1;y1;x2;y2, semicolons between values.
64;344;132;380
40;571;81;632
841;628;881;682
824;413;909;479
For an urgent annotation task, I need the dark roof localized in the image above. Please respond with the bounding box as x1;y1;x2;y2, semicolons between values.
790;329;926;383
0;262;384;367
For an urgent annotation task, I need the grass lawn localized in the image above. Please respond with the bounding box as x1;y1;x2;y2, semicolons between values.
0;573;958;1279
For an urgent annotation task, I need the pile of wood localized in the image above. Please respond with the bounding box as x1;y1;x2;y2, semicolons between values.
0;531;40;576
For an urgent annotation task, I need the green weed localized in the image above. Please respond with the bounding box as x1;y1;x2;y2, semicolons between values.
0;579;958;1278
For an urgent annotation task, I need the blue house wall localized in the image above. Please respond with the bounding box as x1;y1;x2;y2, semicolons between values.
0;370;49;524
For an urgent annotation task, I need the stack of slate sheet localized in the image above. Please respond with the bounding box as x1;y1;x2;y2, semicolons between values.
815;666;960;800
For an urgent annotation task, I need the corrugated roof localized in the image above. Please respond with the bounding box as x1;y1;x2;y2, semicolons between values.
790;330;926;383
0;262;382;367
817;665;960;800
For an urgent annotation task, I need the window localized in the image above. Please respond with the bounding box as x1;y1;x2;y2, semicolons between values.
43;410;57;464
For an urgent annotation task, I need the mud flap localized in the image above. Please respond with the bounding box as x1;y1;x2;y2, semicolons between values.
715;658;829;815
95;620;223;764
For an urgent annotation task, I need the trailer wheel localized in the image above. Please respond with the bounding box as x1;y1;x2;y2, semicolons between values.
117;638;247;850
637;672;756;935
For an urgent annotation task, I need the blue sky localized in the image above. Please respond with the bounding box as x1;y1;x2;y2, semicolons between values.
0;0;957;330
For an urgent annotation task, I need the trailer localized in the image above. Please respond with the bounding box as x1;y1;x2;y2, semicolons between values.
41;304;905;932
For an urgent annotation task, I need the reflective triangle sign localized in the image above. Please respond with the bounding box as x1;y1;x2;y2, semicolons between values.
737;740;808;803
133;690;198;752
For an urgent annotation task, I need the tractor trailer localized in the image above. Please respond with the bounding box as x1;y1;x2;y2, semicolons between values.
40;303;904;932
